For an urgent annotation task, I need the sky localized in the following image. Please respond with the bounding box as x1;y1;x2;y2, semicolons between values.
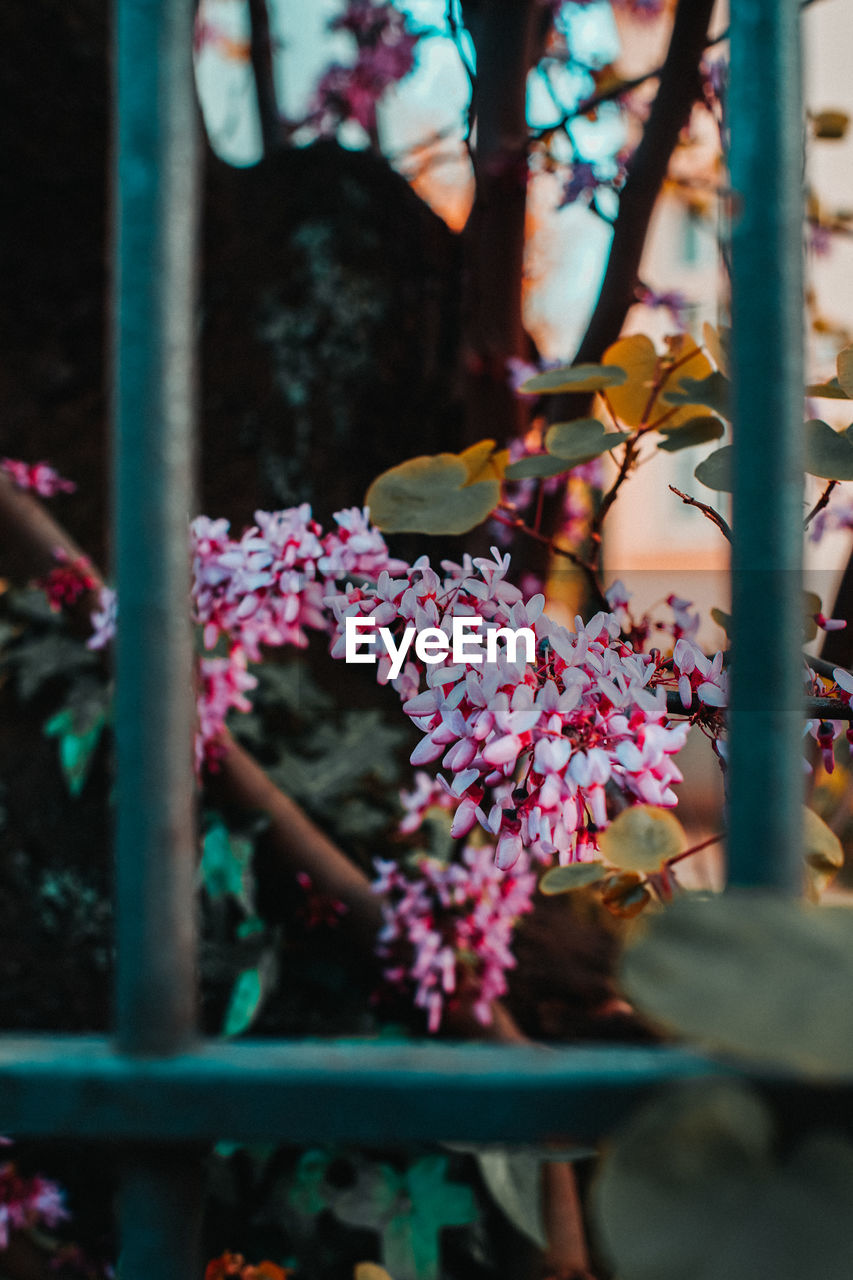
194;0;627;355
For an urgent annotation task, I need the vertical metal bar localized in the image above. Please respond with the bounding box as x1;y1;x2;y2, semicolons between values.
728;0;804;889
119;1153;204;1279
112;0;203;1274
113;0;199;1052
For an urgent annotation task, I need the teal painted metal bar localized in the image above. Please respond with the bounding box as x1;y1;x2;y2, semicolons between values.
113;0;199;1058
112;0;202;1273
0;1037;733;1144
727;0;805;889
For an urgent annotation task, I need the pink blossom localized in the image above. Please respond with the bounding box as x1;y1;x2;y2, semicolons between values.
311;1;419;134
196;648;258;771
87;586;117;651
0;1153;69;1250
327;548;691;869
1;459;75;497
373;844;536;1031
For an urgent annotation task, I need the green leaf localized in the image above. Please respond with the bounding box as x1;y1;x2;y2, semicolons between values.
804;418;853;480
43;690;109;797
330;1156;477;1280
475;1149;547;1250
802;589;823;643
710;607;732;637
544;419;630;465
366;453;500;535
539;862;608;894
693;446;733;492
657;416;725;453
8;633;96;700
803;805;844;874
662;372;731;419
288;1149;334;1216
200;819;255;914
504;454;572;481
837;344;853;396
593;1079;853;1280
222;951;277;1038
520;363;628;395
599;806;686;872
806;377;851;400
622;889;853;1077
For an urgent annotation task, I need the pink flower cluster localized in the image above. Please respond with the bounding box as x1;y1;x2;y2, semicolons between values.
398;771;457;834
808;664;853;773
672;638;728;710
326;549;690;869
312;0;419;134
1;459;75;498
373;844;536;1031
0;1143;68;1250
37;549;98;612
190;505;403;765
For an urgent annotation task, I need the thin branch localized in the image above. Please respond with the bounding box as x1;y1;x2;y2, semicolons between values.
804;479;838;529
493;508;608;610
669;485;733;542
667;832;725;867
247;0;282;155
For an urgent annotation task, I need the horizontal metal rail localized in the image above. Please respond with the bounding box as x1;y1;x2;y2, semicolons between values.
0;1037;737;1144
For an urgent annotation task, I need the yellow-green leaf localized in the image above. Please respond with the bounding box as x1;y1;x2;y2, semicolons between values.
804;418;853;480
806;377;851;400
662;371;731;420
603;334;658;426
837;345;853;397
599;805;686;872
520;363;628;395
702;322;730;376
803;805;843;874
593;1079;853;1280
505;454;572;481
459;439;508;483
622;890;853;1077
366;454;500;535
694;446;733;492
657;415;725;453
545;419;630;464
540;862;608;894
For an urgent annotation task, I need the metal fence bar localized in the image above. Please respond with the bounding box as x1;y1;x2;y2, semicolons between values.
728;0;805;889
0;1037;736;1143
112;0;202;1274
113;0;199;1060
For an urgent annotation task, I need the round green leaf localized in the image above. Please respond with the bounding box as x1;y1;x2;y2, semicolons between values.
222;967;263;1038
657;416;725;453
366;454;500;535
520;363;628;395
505;454;572;481
803;805;844;873
806;378;851;400
710;606;732;637
622;890;853;1077
545;419;630;464
662;371;731;419
598;805;686;872
593;1079;853;1280
694;446;733;492
539;862;608;894
804;418;853;480
837;343;853;396
475;1150;548;1250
